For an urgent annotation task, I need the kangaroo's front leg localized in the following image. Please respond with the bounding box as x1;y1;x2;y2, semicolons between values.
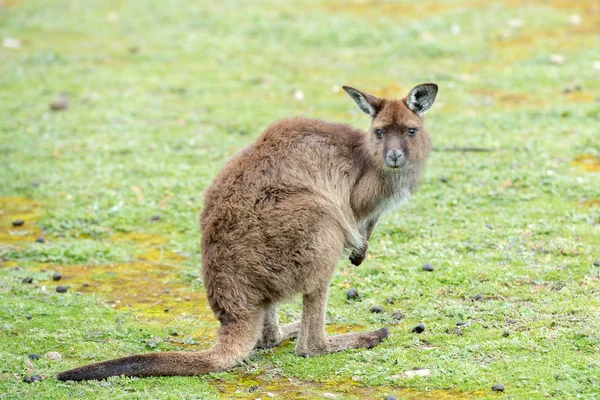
349;217;379;266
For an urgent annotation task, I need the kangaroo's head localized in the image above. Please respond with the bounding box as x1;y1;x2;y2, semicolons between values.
343;83;437;171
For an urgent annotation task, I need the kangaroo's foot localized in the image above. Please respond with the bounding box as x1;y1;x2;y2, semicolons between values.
255;303;300;349
296;328;389;356
256;321;301;349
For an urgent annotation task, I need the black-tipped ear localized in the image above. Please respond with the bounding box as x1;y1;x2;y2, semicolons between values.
342;86;382;117
406;83;438;116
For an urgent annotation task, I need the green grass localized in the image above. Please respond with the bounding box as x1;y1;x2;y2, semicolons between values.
1;0;599;399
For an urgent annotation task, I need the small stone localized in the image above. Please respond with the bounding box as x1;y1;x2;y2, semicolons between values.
163;289;170;294
568;14;581;25
184;296;191;301
31;374;42;382
502;331;510;337
26;315;32;320
28;354;41;360
52;272;62;281
384;396;397;400
440;176;448;183
456;321;467;326
23;376;33;383
550;54;565;65
50;92;69;111
150;215;160;222
471;294;483;301
370;305;384;313
12;219;25;227
170;331;179;336
292;89;304;101
44;351;62;361
453;327;463;336
391;312;404;321
422;263;434;272
346;288;359;299
163;308;170;312
81;283;90;287
412;323;425;334
35;237;45;243
56;285;68;293
2;37;22;49
402;369;432;378
22;277;33;284
491;384;504;392
593;261;600;267
385;297;394;305
248;385;259;393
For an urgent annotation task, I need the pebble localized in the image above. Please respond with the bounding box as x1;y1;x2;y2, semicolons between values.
150;215;160;221
163;289;170;294
81;283;90;287
491;384;504;392
56;285;68;293
502;331;510;337
22;277;33;284
456;321;467;326
12;219;25;227
385;297;395;304
28;354;41;360
50;92;69;111
26;315;32;320
346;288;359;299
594;261;600;267
392;312;404;321
184;296;191;301
471;294;483;301
44;351;62;361
412;323;425;334
370;305;384;313
35;237;45;243
402;369;431;378
23;375;42;383
52;272;62;281
453;327;463;336
164;308;170;312
422;263;434;272
439;176;448;183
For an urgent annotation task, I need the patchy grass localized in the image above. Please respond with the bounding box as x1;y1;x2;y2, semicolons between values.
1;0;599;399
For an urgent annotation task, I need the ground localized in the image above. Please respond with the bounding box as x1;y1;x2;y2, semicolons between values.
1;0;599;399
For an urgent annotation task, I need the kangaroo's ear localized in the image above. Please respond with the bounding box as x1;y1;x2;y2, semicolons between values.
406;83;438;116
342;86;382;117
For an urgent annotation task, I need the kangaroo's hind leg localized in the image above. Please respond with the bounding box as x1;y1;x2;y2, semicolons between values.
255;303;300;349
295;280;389;357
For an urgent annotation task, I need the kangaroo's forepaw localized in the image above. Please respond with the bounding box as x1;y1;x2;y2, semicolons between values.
349;248;366;266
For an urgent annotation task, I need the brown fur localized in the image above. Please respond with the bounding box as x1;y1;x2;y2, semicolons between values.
57;83;437;381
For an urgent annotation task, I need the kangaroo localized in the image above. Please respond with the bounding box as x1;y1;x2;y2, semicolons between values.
57;83;438;381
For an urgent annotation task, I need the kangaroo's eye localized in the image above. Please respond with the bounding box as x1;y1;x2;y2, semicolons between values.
407;128;417;136
375;129;384;139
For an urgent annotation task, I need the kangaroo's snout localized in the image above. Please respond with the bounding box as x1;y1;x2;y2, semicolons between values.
385;149;405;168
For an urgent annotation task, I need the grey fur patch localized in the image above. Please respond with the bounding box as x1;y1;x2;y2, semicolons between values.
407;83;438;116
343;86;376;116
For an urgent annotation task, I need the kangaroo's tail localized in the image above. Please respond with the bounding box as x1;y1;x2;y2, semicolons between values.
57;314;261;381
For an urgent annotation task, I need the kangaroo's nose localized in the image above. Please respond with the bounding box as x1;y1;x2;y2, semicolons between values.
387;150;404;163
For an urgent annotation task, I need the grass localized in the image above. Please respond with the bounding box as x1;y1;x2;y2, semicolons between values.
1;0;599;398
